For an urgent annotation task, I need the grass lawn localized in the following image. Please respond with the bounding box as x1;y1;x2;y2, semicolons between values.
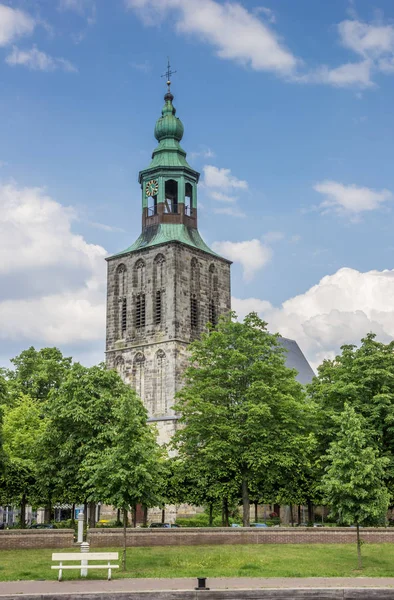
1;544;394;581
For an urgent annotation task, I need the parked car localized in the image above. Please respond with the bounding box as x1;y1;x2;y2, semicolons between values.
149;523;180;528
250;522;269;528
28;523;54;529
231;523;242;527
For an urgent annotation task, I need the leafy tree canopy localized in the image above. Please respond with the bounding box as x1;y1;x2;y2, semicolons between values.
5;347;72;405
309;334;394;493
173;312;315;525
321;403;390;567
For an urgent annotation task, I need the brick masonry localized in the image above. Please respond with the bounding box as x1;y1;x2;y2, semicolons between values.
88;527;394;548
0;591;393;600
0;529;75;549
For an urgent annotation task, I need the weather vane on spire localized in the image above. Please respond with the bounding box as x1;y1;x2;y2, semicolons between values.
161;57;176;92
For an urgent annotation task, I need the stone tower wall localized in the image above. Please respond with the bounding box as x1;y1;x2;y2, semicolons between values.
106;242;230;445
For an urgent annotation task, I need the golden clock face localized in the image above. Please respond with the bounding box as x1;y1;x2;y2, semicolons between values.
146;179;159;197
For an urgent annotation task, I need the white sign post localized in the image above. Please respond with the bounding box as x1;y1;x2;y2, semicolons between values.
77;512;84;544
80;541;90;577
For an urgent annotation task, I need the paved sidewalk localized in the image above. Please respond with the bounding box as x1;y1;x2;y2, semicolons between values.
1;577;394;595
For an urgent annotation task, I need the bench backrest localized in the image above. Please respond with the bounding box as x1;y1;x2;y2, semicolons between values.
52;552;118;561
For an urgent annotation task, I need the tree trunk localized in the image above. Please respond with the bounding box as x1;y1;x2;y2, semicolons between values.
242;476;250;527
254;501;258;523
117;508;121;525
122;508;127;571
143;505;148;527
298;504;301;525
132;504;137;528
223;497;229;527
88;501;96;528
20;494;27;529
83;502;88;528
290;504;294;527
71;503;75;527
356;523;362;569
209;503;213;527
161;506;165;524
44;502;52;524
307;499;314;524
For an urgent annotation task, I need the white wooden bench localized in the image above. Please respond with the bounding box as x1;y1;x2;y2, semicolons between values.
51;552;119;581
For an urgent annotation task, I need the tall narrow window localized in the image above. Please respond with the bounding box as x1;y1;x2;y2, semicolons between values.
209;300;217;327
190;258;199;332
185;182;193;216
208;263;218;329
136;293;146;329
121;298;127;335
154;350;167;415
153;254;165;328
115;264;127;340
133;352;145;401
164;179;178;213
155;290;162;325
191;294;198;328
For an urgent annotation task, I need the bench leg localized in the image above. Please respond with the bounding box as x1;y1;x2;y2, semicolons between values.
108;562;111;580
58;563;62;582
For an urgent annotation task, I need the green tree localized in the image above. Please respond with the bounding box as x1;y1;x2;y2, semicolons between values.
0;373;7;476
5;347;72;405
39;363;126;517
321;404;390;569
1;395;47;526
173;312;314;526
309;334;394;497
84;389;164;570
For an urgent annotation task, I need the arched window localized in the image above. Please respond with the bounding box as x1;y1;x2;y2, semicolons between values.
134;260;146;330
115;264;127;339
208;264;218;328
135;294;146;329
154;254;165;327
134;259;146;288
190;258;199;330
115;356;125;379
164;179;178;214
154;350;167;415
133;352;145;400
185;183;193;216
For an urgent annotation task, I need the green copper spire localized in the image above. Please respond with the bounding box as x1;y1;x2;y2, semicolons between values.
108;67;220;260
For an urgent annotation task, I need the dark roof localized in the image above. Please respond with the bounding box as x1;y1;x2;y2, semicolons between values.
279;337;315;385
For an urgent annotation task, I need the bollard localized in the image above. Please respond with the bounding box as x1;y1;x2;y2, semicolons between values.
80;541;90;577
77;512;84;544
195;577;209;591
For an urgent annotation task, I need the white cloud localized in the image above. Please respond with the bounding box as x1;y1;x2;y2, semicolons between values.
212;239;272;281
189;147;216;160
0;4;35;47
314;180;393;218
125;0;298;75
59;0;96;25
203;165;248;191
6;46;77;72
254;7;276;24
214;206;246;218
233;267;394;370
89;221;126;233
339;19;394;59
312;60;373;88
210;191;237;203
0;182;106;348
203;165;248;215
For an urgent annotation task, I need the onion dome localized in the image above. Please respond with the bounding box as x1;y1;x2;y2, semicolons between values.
154;92;184;142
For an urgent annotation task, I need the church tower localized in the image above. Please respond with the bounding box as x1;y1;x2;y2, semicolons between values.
105;82;231;444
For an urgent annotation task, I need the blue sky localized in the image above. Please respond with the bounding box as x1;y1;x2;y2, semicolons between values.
1;0;394;369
